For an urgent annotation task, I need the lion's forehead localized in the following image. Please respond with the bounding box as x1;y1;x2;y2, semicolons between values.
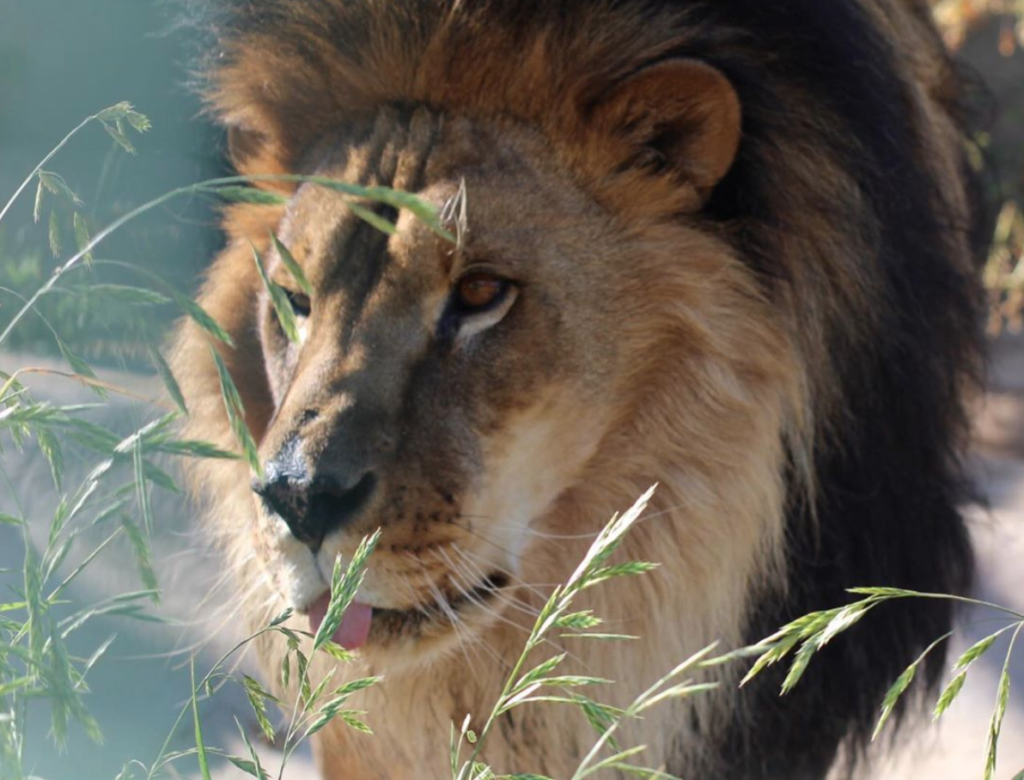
279;108;608;289
258;110;607;461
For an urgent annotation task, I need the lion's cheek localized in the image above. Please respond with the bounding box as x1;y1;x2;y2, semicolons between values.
461;385;612;576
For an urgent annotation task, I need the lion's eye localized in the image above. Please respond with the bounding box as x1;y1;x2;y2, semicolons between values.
285;290;311;318
439;271;517;342
455;273;508;311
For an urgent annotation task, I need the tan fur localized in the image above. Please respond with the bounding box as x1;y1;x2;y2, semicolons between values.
170;2;976;777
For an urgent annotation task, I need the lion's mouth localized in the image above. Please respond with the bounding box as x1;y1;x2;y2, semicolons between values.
307;571;511;650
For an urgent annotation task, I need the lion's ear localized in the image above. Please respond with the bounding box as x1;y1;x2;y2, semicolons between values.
593;59;742;203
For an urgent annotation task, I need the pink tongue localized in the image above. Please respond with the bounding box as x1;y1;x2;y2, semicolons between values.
308;594;373;650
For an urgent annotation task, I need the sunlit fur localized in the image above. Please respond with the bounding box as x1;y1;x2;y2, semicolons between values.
170;1;984;778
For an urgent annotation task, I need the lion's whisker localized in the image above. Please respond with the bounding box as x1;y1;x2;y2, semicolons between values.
398;572;491;676
448;545;549;616
436;549;580;660
438;547;541;625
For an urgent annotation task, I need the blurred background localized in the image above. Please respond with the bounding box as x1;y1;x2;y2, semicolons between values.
0;1;1022;779
0;0;223;365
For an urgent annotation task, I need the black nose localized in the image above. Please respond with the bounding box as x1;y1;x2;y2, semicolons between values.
252;471;378;549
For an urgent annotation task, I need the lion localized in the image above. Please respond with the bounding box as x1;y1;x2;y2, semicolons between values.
170;1;985;778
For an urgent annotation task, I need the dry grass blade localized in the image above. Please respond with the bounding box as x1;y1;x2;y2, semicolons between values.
270;233;313;296
347;202;397;235
173;292;235;348
251;243;300;343
313;531;381;651
210;347;261;476
984;624;1024;780
148;345;188;414
191;659;213;780
200;185;288;205
73;213;93;266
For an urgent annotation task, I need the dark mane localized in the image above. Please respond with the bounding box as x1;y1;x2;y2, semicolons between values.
674;2;985;776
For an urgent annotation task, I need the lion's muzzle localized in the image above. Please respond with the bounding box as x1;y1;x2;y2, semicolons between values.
251;434;378;550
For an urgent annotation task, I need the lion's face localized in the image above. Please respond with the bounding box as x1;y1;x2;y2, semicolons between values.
251;112;633;661
197;55;747;667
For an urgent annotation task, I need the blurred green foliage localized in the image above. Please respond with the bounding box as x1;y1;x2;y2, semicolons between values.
934;1;1024;331
0;241;161;363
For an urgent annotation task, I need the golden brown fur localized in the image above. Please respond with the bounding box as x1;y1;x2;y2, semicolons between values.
171;1;983;777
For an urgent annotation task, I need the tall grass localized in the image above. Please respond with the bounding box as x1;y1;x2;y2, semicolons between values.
1;100;1022;780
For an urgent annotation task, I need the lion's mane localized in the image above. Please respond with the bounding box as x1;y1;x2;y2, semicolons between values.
172;1;984;777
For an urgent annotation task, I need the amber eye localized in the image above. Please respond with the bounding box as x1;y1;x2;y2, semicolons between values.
456;273;507;311
285;289;311;318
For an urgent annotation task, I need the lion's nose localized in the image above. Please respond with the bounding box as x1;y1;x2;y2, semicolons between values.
252;467;378;550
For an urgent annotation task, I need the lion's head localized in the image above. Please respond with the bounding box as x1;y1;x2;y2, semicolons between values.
172;1;982;777
181;44;800;665
237;67;787;662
